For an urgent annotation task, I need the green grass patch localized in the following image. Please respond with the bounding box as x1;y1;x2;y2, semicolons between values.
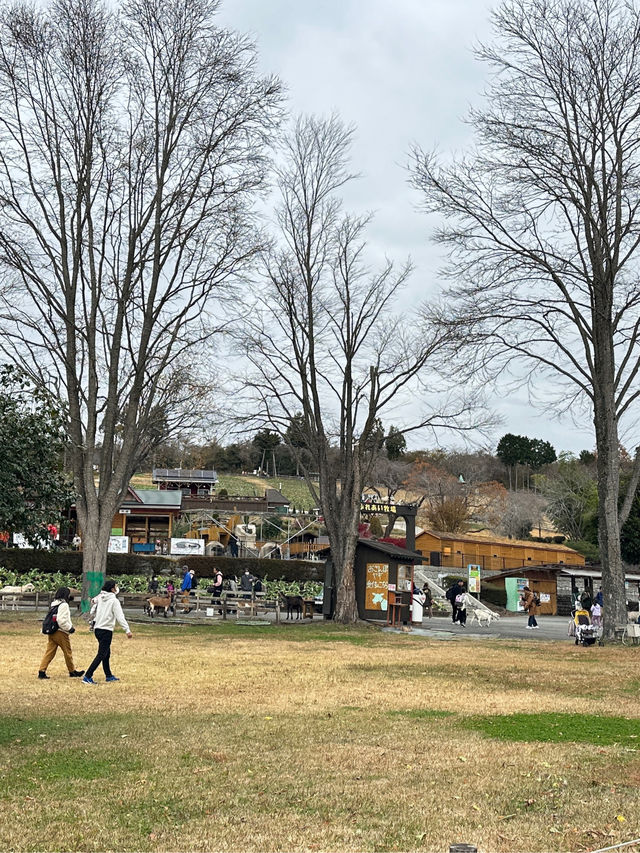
0;715;90;746
461;712;640;747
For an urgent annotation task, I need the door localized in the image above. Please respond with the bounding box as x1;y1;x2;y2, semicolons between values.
530;580;556;615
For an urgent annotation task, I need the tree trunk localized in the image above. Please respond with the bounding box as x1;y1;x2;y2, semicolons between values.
78;503;118;612
334;556;359;622
594;405;627;639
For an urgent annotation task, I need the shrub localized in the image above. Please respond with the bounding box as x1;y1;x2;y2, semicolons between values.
0;549;325;581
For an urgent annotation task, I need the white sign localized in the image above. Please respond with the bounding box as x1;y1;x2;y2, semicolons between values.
540;593;551;603
108;536;129;554
171;537;205;556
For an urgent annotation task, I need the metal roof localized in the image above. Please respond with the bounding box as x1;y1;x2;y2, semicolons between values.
152;468;218;482
121;488;182;509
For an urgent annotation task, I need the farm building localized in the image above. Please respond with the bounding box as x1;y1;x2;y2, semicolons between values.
415;529;585;572
481;565;640;616
110;487;183;551
153;468;219;495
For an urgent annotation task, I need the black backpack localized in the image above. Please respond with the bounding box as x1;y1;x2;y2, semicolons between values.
42;604;60;635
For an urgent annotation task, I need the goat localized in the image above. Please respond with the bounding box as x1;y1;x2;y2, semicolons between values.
280;593;303;620
457;592;500;628
144;592;175;618
0;582;36;610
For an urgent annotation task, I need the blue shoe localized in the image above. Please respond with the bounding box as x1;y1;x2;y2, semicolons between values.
105;676;120;682
82;676;96;685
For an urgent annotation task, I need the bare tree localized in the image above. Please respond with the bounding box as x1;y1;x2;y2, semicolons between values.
403;460;507;533
497;491;548;540
363;457;411;535
412;0;640;636
242;115;481;623
0;0;282;605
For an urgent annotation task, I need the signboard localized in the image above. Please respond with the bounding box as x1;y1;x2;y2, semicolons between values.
108;536;129;554
468;564;481;594
540;592;551;603
13;533;50;549
505;577;528;611
171;537;205;556
365;562;389;611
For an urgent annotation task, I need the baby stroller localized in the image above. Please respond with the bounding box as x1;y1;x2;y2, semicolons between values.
570;608;600;646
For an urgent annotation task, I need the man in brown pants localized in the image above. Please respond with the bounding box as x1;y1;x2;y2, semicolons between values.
38;587;84;679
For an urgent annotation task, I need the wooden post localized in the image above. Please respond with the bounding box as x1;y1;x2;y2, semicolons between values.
222;598;227;620
275;599;280;624
35;591;39;613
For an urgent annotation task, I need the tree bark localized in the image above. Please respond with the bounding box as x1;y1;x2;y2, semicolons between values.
594;389;627;638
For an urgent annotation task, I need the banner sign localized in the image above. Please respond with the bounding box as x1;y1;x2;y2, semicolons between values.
468;564;481;594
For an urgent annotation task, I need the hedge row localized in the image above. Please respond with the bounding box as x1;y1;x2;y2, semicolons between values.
0;548;325;582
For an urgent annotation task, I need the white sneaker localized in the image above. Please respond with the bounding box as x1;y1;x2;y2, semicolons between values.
526;626;533;629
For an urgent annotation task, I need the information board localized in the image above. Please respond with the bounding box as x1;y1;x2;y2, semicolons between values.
365;562;389;611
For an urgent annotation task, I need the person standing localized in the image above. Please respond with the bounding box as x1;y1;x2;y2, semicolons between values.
521;586;538;629
38;587;84;679
591;600;602;627
240;569;254;599
211;569;223;601
595;587;604;607
82;580;132;684
148;575;159;594
422;583;433;619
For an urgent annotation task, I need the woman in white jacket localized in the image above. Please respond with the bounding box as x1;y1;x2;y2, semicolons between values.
38;587;84;679
82;580;132;684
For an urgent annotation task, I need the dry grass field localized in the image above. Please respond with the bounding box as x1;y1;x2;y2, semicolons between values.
1;616;639;853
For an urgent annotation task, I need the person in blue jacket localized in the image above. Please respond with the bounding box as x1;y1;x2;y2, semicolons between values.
181;567;195;613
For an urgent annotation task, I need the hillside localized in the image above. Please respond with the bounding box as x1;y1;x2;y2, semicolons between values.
130;472;318;512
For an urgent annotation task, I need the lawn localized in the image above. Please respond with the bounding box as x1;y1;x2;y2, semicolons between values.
1;617;640;852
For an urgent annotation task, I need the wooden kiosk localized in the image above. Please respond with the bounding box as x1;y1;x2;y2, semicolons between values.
354;538;422;624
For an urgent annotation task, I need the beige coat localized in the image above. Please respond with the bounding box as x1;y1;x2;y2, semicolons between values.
522;590;538;615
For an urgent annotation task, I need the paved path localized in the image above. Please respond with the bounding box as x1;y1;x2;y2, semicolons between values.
385;614;576;642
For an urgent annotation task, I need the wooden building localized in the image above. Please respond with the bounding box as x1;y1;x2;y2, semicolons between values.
153;468;218;496
111;487;183;551
481;565;640;616
415;529;585;573
354;538;422;623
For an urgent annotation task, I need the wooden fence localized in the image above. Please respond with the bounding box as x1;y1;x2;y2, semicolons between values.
0;589;320;624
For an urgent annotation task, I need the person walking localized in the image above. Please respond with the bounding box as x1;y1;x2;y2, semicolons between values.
38;587;84;679
591;600;602;628
82;580;132;684
521;586;539;629
180;567;195;612
446;580;465;623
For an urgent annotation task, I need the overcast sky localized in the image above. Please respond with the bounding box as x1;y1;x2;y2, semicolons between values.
217;0;596;456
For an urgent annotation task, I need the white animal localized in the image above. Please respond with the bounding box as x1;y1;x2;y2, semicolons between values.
458;592;500;628
0;582;36;610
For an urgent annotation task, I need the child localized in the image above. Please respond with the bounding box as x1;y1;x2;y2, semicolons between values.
591;601;602;627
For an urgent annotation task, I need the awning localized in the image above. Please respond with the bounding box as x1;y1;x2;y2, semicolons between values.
560;567;640;582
